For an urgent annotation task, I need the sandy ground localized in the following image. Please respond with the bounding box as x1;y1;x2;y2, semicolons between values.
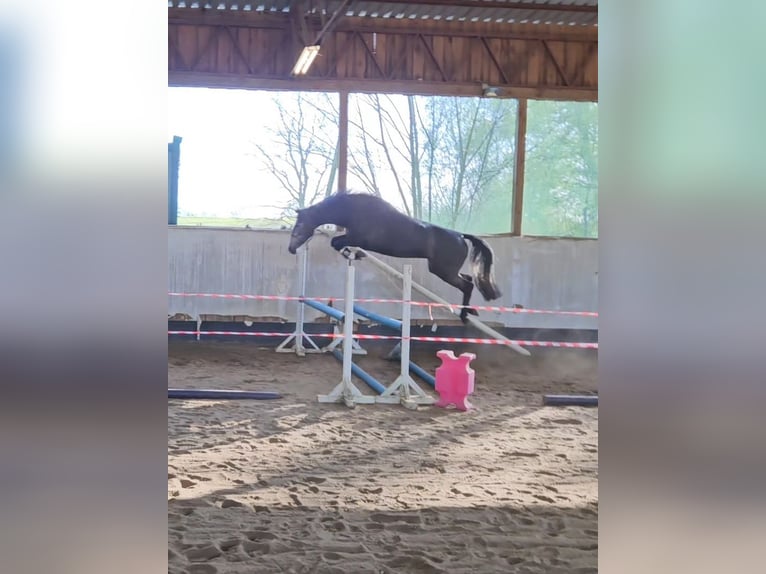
168;341;598;574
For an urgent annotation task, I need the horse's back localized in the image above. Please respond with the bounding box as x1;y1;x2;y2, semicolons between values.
329;193;465;260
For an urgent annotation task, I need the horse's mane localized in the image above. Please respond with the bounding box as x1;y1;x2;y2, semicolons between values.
332;189;377;199
322;190;392;207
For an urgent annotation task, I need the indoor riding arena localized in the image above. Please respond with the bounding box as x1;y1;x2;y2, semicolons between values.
168;2;598;573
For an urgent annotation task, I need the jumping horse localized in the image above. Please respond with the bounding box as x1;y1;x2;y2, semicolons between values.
287;192;503;323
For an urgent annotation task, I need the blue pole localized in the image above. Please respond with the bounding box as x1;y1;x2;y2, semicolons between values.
354;303;434;386
543;394;598;407
353;304;402;330
408;362;435;387
302;298;345;321
168;389;282;400
330;349;385;394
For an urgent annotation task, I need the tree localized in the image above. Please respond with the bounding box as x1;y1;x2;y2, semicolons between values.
346;94;425;215
251;92;338;214
523;101;598;237
421;97;516;231
345;94;516;230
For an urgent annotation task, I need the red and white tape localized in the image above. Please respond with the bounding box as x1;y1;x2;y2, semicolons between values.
168;330;598;349
168;292;305;302
168;292;598;318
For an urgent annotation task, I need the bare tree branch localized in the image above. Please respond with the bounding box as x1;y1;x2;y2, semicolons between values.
250;93;337;210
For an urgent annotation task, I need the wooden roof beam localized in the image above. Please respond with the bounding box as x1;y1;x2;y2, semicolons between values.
368;0;597;14
167;11;597;42
314;0;354;45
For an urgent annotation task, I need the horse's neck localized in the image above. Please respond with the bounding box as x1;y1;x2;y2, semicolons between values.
312;197;349;227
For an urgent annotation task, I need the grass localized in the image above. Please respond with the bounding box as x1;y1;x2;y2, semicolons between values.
176;216;293;229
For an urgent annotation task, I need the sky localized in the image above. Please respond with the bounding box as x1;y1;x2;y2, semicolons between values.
168;86;408;219
168;86;290;218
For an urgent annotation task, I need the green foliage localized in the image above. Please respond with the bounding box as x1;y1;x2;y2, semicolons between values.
523;100;598;238
419;96;515;231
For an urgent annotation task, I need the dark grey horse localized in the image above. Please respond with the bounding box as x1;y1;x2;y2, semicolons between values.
287;193;502;323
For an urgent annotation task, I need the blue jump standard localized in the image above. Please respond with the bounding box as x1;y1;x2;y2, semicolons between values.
543;394;598;407
168;389;282;400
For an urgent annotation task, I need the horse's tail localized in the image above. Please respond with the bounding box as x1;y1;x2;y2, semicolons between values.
462;233;502;301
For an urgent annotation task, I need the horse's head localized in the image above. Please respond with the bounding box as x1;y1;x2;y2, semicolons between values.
287;208;316;254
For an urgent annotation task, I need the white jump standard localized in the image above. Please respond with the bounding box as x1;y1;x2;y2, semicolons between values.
277;244;366;357
317;260;377;407
275;244;322;356
374;264;434;409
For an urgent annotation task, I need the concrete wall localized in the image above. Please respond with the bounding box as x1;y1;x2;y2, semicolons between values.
168;227;598;330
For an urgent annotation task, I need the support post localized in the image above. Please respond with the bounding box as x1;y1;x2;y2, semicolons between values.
377;265;435;409
512;98;527;236
318;261;375;407
168;136;181;225
276;244;323;355
337;90;349;193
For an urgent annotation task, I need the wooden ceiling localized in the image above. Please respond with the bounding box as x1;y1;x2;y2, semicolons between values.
168;1;598;100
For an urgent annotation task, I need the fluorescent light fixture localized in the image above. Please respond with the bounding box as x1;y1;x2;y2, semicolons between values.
482;83;501;97
291;45;321;76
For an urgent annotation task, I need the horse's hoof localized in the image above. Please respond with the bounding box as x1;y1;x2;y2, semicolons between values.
339;246;365;260
339;246;354;259
459;307;477;324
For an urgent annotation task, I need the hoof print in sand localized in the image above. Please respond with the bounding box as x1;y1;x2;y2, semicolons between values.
185;545;222;561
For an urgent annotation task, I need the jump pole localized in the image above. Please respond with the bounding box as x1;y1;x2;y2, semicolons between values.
344;247;531;357
300;298;366;355
376;264;435;409
168;389;282;400
352;304;436;387
543;394;598;407
330;349;385;394
317;260;376;408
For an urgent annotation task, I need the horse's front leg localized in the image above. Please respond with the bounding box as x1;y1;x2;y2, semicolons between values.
330;234;366;260
330;234;350;251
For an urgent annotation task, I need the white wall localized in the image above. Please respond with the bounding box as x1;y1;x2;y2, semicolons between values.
168;227;598;330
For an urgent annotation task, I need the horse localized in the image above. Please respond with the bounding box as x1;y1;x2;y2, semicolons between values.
287;192;502;323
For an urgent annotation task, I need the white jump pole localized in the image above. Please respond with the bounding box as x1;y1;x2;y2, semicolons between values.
317;260;375;408
276;244;322;356
377;264;434;409
348;247;531;357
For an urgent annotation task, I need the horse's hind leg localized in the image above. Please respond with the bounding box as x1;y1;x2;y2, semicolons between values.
459;273;480;320
430;260;476;323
